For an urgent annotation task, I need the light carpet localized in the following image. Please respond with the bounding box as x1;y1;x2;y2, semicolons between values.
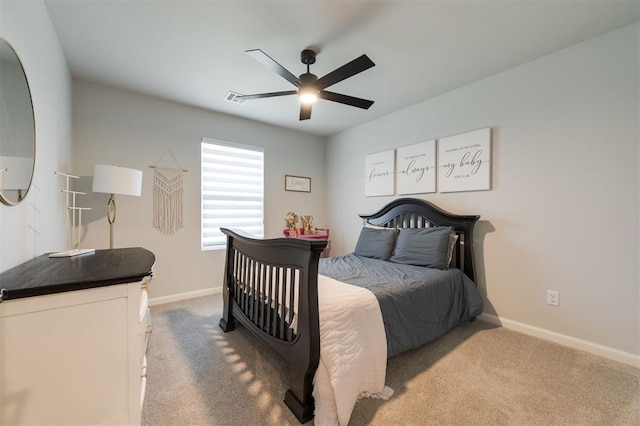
142;294;639;425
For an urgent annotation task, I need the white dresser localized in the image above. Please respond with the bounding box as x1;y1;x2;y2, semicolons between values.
0;248;155;425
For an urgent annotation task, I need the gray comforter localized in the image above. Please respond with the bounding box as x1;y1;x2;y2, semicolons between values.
319;254;484;358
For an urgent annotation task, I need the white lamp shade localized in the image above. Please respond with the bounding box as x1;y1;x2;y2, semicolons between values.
92;164;142;196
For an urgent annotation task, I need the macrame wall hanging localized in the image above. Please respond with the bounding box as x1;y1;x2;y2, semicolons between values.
150;150;187;236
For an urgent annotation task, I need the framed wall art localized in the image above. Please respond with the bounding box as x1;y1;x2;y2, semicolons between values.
365;149;395;197
438;128;492;193
285;175;311;192
396;139;436;195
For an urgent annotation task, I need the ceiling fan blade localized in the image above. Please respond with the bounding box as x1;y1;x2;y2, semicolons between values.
319;90;374;109
238;90;297;100
299;103;312;120
246;49;301;88
315;54;375;90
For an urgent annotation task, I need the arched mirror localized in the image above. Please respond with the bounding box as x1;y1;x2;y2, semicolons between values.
0;38;35;206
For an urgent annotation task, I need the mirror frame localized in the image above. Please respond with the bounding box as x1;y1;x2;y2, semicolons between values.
0;37;36;206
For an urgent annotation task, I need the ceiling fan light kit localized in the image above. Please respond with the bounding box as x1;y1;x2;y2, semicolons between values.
236;48;375;121
298;88;318;105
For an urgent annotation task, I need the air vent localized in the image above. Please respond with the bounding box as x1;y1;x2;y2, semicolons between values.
225;91;246;105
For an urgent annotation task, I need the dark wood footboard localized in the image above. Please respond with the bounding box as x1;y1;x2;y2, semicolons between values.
219;228;327;423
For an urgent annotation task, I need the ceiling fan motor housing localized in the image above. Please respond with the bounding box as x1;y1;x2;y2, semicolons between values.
300;49;316;65
299;72;318;85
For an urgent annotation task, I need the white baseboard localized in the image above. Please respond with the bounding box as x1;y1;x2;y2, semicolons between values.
149;287;222;307
478;313;640;368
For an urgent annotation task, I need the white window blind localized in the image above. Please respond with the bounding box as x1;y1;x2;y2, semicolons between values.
201;139;264;250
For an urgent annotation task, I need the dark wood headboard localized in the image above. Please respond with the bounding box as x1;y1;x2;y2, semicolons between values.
359;198;480;282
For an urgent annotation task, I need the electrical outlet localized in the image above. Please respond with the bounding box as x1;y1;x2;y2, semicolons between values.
547;290;559;306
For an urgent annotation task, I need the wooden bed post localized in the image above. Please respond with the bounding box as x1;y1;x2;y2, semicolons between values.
219;232;235;332
283;249;322;423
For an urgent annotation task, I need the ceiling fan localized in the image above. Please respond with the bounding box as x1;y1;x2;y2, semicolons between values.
237;49;375;121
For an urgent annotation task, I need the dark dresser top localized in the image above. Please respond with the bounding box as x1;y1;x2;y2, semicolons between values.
0;247;156;301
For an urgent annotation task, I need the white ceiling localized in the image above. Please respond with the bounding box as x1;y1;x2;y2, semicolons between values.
44;0;639;137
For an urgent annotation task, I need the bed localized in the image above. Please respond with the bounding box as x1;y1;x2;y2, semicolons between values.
219;198;483;424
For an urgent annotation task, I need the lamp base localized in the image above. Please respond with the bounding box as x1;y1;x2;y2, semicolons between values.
108;195;116;249
49;248;96;258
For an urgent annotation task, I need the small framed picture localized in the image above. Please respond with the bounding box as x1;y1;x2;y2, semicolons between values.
285;175;311;192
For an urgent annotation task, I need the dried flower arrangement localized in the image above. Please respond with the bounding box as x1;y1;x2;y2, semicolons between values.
284;211;299;231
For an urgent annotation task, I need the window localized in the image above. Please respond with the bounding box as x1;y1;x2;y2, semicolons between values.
201;138;264;250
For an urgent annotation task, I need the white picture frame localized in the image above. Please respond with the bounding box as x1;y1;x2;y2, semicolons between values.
365;149;395;197
438;128;492;193
285;175;311;192
396;140;436;195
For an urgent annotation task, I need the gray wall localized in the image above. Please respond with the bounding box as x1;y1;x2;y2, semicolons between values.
325;24;639;359
72;80;326;301
0;0;72;272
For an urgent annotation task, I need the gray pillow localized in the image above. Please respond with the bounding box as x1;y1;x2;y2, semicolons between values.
389;227;454;269
353;227;400;260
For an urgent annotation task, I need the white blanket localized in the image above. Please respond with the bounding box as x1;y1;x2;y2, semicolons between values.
312;275;393;426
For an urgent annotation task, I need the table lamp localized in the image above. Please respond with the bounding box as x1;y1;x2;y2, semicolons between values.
92;164;142;249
